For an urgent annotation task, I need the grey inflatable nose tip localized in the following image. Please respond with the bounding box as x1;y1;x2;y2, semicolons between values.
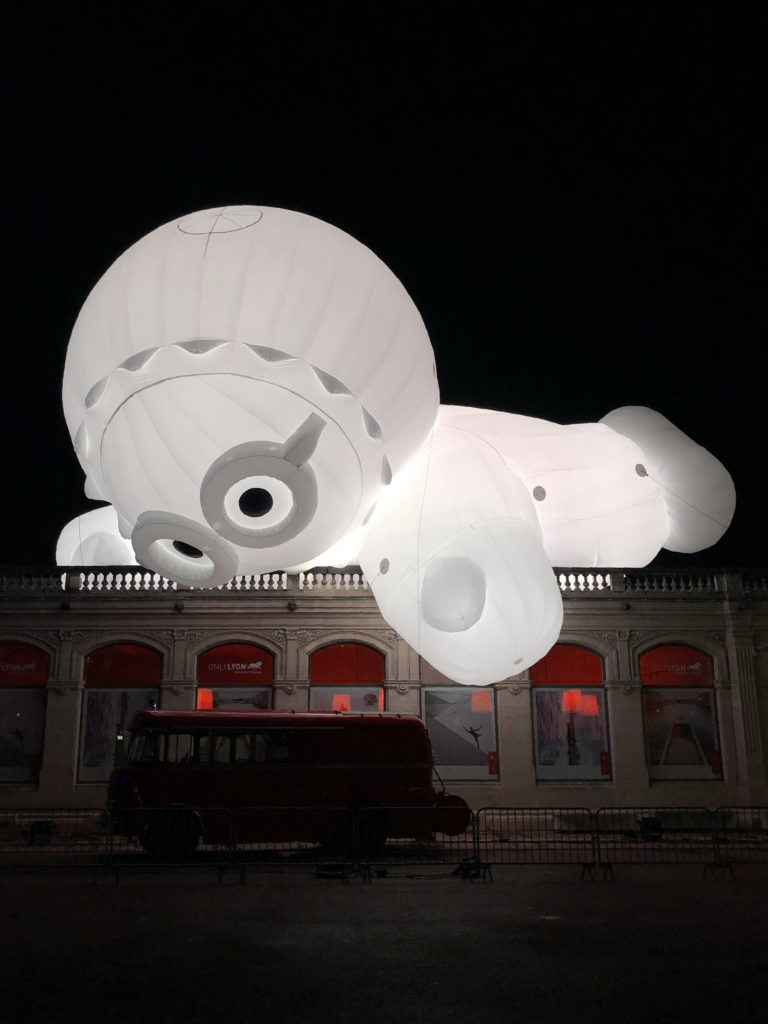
132;512;238;586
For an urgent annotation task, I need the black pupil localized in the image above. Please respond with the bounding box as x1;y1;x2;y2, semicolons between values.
239;487;273;517
173;540;204;559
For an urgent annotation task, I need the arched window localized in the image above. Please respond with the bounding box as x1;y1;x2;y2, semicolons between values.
197;643;275;710
309;643;384;712
640;645;721;779
79;644;162;782
530;644;611;780
0;644;49;783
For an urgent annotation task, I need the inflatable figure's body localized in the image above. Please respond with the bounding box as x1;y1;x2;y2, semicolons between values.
59;206;736;685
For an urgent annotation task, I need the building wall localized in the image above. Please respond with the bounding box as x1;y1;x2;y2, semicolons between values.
0;566;766;810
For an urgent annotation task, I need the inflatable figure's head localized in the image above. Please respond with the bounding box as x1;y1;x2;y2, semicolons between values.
62;207;438;584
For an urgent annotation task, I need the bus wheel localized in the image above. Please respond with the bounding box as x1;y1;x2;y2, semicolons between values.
141;808;201;862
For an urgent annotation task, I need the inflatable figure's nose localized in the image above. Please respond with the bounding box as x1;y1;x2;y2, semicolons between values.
131;513;238;586
200;412;325;548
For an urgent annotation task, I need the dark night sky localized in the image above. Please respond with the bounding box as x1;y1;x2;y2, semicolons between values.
2;1;766;568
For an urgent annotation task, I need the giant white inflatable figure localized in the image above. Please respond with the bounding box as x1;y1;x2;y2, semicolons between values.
60;206;736;685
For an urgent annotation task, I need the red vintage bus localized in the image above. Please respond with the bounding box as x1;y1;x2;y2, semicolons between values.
107;709;471;858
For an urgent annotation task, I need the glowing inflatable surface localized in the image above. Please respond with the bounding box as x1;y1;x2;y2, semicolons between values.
62;207;437;585
357;413;565;685
358;405;735;683
600;407;736;553
56;506;137;567
59;206;736;685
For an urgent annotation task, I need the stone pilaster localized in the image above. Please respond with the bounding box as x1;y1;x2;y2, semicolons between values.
385;682;420;715
38;682;83;803
724;573;768;803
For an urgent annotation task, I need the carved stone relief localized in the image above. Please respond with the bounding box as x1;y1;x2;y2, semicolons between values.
628;630;655;644
46;629;85;646
594;631;619;645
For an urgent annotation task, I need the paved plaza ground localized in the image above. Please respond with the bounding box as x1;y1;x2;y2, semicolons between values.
1;864;767;1024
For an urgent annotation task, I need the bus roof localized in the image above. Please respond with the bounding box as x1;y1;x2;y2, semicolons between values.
130;710;426;731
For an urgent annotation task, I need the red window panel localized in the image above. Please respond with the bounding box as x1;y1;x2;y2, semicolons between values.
639;646;712;686
530;645;603;686
0;645;49;686
198;644;274;686
561;690;601;715
85;644;162;687
471;689;493;712
310;644;384;684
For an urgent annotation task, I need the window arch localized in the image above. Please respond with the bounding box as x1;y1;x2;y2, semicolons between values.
85;643;162;687
640;645;721;779
79;643;162;782
530;644;603;687
309;643;385;712
0;644;49;783
196;643;275;710
530;644;610;781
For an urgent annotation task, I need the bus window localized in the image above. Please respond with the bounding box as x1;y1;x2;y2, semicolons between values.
197;733;212;763
265;729;289;762
167;733;194;763
127;729;160;763
213;735;231;763
234;734;254;763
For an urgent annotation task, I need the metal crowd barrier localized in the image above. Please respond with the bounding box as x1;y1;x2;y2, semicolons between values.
595;807;718;877
0;808;110;870
713;806;768;870
233;806;356;879
1;806;766;881
475;808;596;876
106;806;234;877
357;805;476;869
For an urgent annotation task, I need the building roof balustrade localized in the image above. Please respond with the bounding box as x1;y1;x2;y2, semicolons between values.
0;565;762;599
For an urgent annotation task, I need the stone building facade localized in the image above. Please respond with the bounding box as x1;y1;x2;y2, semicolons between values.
1;565;767;812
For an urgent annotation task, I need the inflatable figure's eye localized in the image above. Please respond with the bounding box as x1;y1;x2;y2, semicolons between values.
239;488;273;517
132;512;238;586
200;413;325;549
